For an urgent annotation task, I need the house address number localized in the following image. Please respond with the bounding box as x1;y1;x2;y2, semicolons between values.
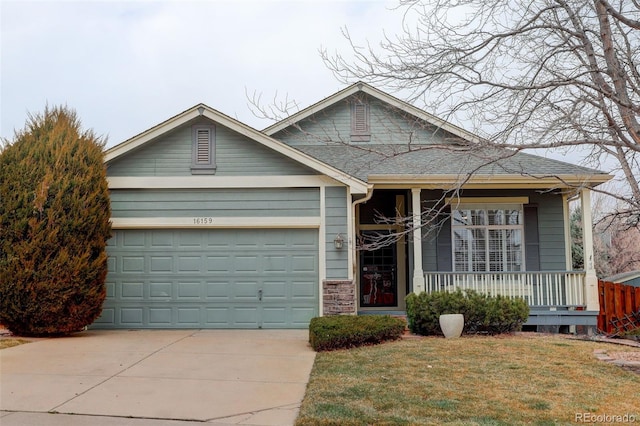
193;217;214;225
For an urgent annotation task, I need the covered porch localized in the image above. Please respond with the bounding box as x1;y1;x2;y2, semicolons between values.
354;184;602;332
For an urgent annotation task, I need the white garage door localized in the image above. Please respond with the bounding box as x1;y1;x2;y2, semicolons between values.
94;228;318;329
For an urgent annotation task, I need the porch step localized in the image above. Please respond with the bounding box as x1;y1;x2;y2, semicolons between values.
526;309;598;326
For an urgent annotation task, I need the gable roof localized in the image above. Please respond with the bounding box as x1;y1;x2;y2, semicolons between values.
263;82;612;188
105;103;369;194
263;81;480;143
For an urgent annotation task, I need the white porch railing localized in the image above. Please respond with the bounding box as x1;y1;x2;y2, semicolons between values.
424;271;587;307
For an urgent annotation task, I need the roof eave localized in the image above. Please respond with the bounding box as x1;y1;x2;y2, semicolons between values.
105;106;205;163
367;173;613;189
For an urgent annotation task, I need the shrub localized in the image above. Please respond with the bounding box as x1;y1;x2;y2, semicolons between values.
405;290;467;335
406;290;529;336
309;315;406;351
0;106;112;336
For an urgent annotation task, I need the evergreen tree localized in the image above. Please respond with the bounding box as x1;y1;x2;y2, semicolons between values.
0;106;111;336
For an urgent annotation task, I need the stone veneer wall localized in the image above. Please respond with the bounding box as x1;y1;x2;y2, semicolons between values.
322;280;356;315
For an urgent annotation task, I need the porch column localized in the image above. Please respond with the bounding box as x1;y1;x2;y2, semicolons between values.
411;188;426;293
580;188;599;311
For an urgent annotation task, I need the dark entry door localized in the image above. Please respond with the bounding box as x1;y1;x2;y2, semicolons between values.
360;231;397;307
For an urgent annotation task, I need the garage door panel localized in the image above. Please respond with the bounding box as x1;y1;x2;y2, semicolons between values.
121;231;146;248
236;256;259;272
178;232;202;248
206;282;231;300
149;308;172;325
97;308;115;325
177;282;201;299
100;229;318;329
291;281;316;299
120;308;144;325
263;255;287;273
233;307;260;327
291;307;316;326
150;257;172;272
105;281;116;298
151;232;173;247
262;307;287;327
206;256;230;272
205;308;231;326
150;282;172;298
235;282;260;299
177;308;200;325
123;257;145;272
263;281;287;299
107;257;116;273
178;256;201;272
121;282;144;299
292;255;317;273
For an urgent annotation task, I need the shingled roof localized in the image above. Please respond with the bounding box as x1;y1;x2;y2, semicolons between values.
294;144;610;187
267;82;611;188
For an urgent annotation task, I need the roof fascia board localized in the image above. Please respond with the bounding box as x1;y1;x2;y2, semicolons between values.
367;173;613;189
105;107;202;162
263;84;361;135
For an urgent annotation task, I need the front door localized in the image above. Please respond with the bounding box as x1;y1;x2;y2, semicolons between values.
360;231;398;307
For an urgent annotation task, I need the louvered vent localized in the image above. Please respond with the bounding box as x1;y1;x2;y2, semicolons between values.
196;129;210;164
351;102;370;141
353;104;368;132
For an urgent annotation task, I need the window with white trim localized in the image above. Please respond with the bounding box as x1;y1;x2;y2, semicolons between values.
452;203;524;272
191;125;216;174
350;102;370;142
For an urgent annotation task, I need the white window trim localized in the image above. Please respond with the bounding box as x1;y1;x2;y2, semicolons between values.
451;203;526;273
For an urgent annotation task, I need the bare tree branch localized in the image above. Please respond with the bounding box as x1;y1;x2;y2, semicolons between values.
321;0;639;218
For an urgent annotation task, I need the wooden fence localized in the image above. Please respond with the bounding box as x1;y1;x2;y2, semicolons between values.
597;280;640;335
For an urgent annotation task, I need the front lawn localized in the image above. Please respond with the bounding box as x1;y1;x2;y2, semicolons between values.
296;334;640;425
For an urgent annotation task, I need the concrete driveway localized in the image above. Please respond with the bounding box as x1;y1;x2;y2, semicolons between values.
0;329;315;426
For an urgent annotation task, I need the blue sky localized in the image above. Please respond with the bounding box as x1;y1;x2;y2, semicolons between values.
1;0;402;147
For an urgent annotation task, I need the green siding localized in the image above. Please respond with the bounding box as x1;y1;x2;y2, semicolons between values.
107;118;317;177
420;190;567;272
273;94;459;147
110;188;320;218
325;186;349;279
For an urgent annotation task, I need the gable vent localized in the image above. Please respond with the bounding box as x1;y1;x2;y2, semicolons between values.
351;102;371;142
191;124;216;174
353;104;368;132
195;128;210;164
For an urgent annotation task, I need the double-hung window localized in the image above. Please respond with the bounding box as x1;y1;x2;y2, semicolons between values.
451;203;524;272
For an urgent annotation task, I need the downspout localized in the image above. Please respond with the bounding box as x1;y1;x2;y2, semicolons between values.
350;184;374;284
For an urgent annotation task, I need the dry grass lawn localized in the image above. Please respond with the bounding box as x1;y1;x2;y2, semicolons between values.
296;334;640;425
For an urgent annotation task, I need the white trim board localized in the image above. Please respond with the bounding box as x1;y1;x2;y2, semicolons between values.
108;175;343;189
111;216;321;229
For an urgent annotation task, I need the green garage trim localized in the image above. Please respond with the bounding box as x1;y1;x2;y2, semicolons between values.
95;228;319;329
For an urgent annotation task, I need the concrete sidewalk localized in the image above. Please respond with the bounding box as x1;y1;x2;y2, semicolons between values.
0;329;315;425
